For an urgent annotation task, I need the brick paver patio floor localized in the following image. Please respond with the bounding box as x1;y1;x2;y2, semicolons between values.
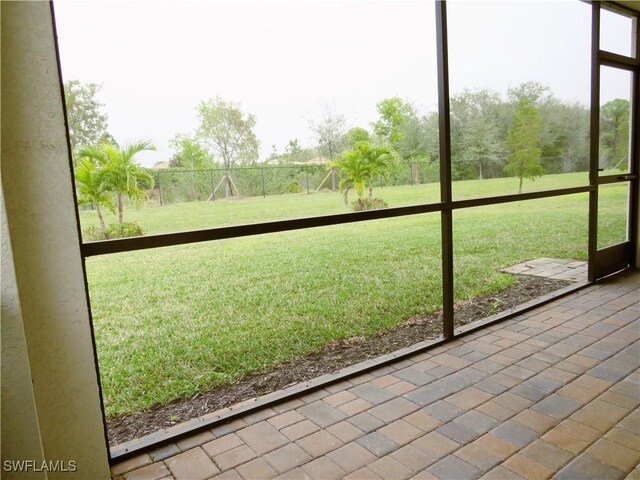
112;270;639;480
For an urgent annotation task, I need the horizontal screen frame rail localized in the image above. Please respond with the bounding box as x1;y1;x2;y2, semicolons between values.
82;185;592;257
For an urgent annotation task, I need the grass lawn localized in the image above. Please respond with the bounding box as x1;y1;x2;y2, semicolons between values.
79;171;592;235
84;172;627;417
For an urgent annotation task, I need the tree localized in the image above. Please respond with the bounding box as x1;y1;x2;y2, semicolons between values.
169;134;212;169
169;134;212;200
74;158;115;230
462;116;503;180
600;99;630;170
505;99;544;193
284;139;304;163
373;97;416;148
421;111;441;171
450;90;504;180
392;115;427;185
331;149;369;207
310;103;347;161
268;139;318;165
64;80;113;157
507;82;569;161
507;81;553;107
332;141;391;206
78;141;155;223
196;97;260;197
396;114;427;160
541;102;589;173
341;128;372;190
310;104;347;192
362;143;392;201
344;127;370;149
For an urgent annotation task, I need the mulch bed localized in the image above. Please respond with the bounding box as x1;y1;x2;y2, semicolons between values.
107;274;570;446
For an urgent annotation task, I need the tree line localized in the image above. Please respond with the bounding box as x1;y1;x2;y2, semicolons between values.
167;82;628;199
65;79;630;213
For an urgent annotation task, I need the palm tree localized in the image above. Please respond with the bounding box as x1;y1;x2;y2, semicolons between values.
331;142;391;206
78;141;155;223
361;144;391;201
74;158;114;230
331;149;370;207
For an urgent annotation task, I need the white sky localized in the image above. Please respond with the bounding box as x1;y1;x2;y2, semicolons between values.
53;0;632;167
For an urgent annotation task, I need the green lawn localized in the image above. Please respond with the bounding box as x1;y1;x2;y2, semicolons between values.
79;171;593;235
84;172;627;417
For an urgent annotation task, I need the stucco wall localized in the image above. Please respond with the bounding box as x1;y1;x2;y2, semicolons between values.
1;1;109;478
1;195;47;479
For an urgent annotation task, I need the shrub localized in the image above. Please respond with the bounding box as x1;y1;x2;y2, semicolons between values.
83;222;144;241
351;197;388;211
284;182;304;194
107;222;144;239
83;226;103;241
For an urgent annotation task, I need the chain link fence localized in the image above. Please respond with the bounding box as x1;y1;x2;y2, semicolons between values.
79;157;589;210
145;162;439;206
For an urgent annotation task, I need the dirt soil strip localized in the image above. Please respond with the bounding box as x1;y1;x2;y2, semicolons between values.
107;274;569;445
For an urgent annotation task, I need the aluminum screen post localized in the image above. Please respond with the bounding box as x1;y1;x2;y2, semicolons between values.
436;0;455;339
588;2;600;282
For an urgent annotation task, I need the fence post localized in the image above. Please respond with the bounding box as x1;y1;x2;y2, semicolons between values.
261;167;266;198
408;163;413;185
157;172;163;206
306;170;310;194
209;169;215;201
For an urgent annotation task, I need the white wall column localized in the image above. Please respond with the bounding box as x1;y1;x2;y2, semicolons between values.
1;1;110;478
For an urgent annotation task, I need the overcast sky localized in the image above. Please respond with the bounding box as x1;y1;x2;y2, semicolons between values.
54;0;632;167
